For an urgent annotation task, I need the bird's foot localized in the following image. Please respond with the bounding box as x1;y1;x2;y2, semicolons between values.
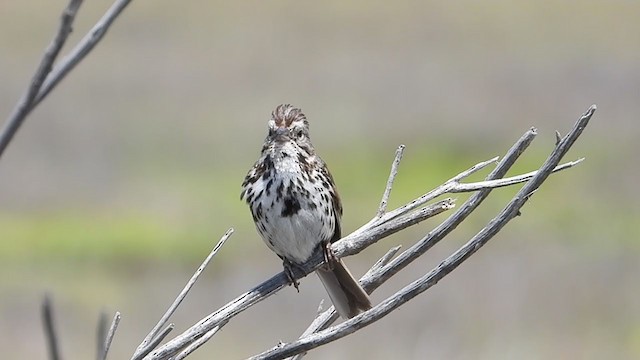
321;242;337;271
282;259;301;292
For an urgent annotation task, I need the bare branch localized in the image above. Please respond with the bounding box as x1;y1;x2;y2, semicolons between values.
42;294;62;360
376;144;405;217
132;229;233;360
0;0;83;158
250;105;596;360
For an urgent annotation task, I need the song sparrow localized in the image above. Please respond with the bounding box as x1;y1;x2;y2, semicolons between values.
241;104;372;319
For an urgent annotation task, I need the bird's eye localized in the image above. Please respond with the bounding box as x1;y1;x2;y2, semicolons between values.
295;130;305;140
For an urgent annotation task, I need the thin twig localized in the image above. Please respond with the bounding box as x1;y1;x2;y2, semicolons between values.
100;312;121;360
365;246;402;277
42;294;62;360
452;158;584;192
450;156;500;182
376;145;405;217
250;105;596;360
0;0;83;158
132;228;233;360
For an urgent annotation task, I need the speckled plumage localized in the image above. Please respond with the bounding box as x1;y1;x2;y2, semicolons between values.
241;104;371;319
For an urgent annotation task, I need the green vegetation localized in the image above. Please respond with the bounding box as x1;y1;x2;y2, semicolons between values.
2;144;635;266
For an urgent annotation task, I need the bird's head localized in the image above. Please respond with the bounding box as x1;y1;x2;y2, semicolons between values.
266;104;312;149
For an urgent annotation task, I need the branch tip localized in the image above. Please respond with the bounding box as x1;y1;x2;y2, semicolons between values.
376;144;406;217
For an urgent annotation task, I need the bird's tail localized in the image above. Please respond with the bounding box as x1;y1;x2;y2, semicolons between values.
316;259;372;319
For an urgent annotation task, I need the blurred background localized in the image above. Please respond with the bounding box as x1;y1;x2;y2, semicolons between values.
1;1;638;359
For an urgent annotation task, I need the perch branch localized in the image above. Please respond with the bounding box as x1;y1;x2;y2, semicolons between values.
251;105;596;360
132;229;233;360
142;107;593;360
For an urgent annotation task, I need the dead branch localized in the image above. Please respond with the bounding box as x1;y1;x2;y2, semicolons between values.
139;106;595;359
0;0;133;159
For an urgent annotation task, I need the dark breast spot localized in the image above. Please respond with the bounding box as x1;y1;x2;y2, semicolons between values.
265;178;274;196
255;203;263;219
281;197;301;217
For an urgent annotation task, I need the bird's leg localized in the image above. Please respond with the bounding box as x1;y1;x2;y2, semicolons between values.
282;258;301;292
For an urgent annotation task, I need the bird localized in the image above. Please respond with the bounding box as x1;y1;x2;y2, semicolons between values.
241;104;372;319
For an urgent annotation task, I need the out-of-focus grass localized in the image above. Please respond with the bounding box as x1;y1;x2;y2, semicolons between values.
1;144;636;266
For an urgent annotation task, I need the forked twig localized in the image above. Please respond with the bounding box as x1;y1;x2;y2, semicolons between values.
0;0;83;157
0;0;133;159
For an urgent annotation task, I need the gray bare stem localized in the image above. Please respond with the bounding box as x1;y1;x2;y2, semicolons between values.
376;144;405;217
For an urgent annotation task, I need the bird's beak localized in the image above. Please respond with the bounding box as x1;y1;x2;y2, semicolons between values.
274;127;289;142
